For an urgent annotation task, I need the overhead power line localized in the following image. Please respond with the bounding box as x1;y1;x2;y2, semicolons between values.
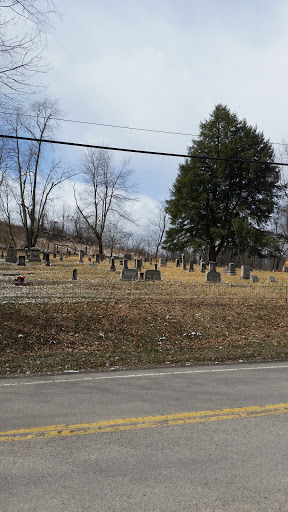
1;111;288;145
0;133;288;167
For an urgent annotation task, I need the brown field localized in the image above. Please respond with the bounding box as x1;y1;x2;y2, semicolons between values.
1;255;288;376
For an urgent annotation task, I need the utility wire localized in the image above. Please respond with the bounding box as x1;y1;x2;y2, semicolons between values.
1;111;288;145
0;133;288;166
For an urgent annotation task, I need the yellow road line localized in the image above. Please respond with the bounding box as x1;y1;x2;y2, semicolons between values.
1;403;288;443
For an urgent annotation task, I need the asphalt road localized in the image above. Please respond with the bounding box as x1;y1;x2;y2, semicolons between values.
1;362;288;511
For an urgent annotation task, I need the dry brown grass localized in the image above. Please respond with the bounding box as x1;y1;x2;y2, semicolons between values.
1;256;288;376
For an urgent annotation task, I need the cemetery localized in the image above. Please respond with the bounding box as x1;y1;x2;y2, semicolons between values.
1;246;288;377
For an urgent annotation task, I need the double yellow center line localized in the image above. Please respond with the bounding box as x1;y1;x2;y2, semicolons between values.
1;402;288;443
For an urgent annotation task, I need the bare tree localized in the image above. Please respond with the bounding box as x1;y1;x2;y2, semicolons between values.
146;202;168;258
74;148;137;255
0;1;59;102
4;98;72;248
103;219;132;256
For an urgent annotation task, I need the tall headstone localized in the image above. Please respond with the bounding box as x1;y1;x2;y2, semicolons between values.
5;246;17;263
181;253;186;270
95;253;100;263
200;261;206;273
205;261;221;283
159;258;166;267
188;259;194;272
110;257;116;271
123;259;128;269
79;250;84;263
175;258;180;267
72;268;77;280
241;265;250;279
228;263;236;275
44;253;50;266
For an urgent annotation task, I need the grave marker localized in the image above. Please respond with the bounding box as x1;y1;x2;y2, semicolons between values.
205;261;221;282
241;265;250;279
144;269;161;281
5;246;17;263
120;268;138;280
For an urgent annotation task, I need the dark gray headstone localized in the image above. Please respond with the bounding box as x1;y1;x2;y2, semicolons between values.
5;246;17;263
120;268;138;281
17;255;26;266
110;258;116;271
205;261;221;283
228;263;236;275
72;269;77;280
188;259;194;272
144;269;161;281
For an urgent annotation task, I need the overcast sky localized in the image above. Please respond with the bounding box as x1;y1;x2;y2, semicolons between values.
42;0;288;219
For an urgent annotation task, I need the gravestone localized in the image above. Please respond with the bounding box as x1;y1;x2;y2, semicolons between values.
159;258;166;267
136;259;142;270
28;247;41;262
154;263;158;271
205;261;221;283
79;250;84;263
123;259;128;269
72;269;77;280
1;248;4;259
241;265;250;279
200;261;206;273
228;263;236;275
188;259;194;272
250;275;258;283
181;254;186;270
124;253;132;260
144;269;161;281
283;266;288;272
175;258;180;267
17;255;26;266
110;257;116;271
268;276;276;283
59;253;63;262
95;253;100;263
150;257;153;265
5;246;17;263
120;268;138;281
44;253;50;266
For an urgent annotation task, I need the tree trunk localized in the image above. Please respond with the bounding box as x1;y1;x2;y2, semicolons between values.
208;244;216;262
